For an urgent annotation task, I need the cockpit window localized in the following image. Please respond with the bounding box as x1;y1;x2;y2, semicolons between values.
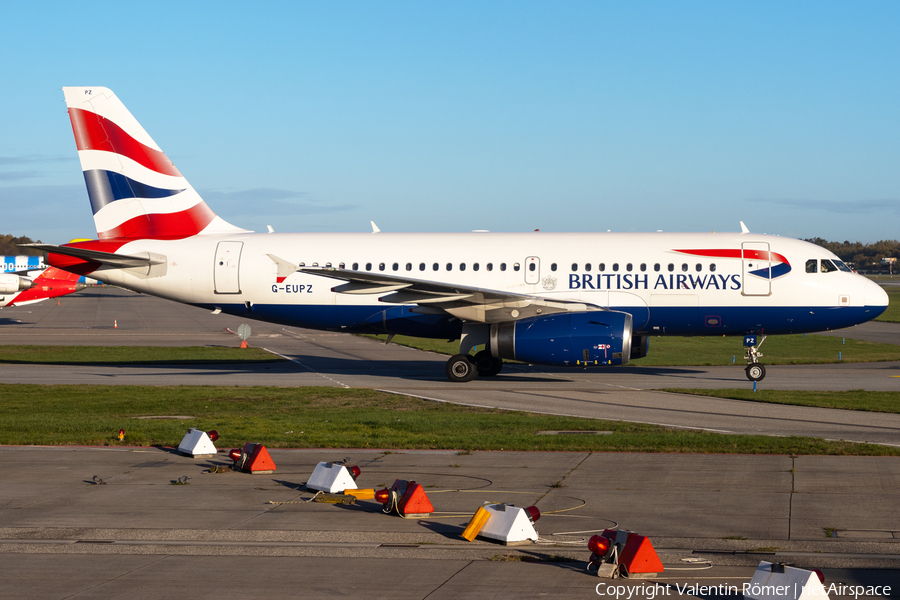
806;259;817;273
834;260;852;272
820;259;838;273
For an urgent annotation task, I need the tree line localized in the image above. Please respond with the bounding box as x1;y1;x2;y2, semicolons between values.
804;238;899;268
0;234;43;257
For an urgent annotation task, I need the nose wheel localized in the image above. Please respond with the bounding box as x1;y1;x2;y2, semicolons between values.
742;334;767;381
745;363;766;381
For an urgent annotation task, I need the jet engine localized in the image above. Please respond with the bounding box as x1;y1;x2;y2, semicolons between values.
490;311;633;367
0;274;32;294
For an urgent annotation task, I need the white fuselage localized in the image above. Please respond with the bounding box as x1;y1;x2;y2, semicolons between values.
84;230;887;338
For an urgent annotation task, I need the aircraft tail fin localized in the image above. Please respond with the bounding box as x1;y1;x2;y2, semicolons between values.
62;87;247;240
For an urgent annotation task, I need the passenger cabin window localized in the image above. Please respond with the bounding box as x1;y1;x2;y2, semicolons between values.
446;263;453;271
571;263;578;272
599;263;606;272
626;263;633;272
710;264;717;272
379;263;385;271
529;263;536;272
513;263;521;272
585;263;591;272
654;263;660;272
298;262;306;267
668;263;674;272
612;263;619;272
681;263;688;272
419;263;425;271
352;262;358;270
338;262;345;269
433;263;439;271
487;263;493;271
473;263;480;271
550;263;557;272
460;263;466;271
392;263;399;271
325;262;332;268
500;263;507;271
406;263;412;271
806;259;817;273
640;263;647;272
365;263;372;271
695;263;702;272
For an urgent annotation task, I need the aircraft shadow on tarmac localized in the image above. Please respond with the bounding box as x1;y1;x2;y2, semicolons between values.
259;353;716;382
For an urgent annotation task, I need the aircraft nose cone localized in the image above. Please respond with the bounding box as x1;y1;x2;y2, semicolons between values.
864;280;889;311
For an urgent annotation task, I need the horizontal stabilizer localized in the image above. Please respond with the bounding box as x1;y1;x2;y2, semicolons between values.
21;243;160;269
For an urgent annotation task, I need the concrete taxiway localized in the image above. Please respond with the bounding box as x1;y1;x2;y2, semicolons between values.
1;446;898;599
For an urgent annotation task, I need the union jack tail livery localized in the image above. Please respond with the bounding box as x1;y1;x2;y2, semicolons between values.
63;87;246;240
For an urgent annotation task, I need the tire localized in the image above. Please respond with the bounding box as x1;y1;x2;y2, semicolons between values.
473;350;503;377
446;354;478;382
745;363;766;381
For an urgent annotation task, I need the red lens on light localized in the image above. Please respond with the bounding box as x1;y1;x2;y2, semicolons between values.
588;535;611;556
525;506;541;523
374;489;390;504
228;448;241;461
208;430;219;442
348;466;361;479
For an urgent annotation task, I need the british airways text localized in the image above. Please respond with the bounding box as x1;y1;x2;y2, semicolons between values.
568;273;741;291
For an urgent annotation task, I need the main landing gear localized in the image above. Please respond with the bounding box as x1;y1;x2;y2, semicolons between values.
445;350;503;382
743;334;767;382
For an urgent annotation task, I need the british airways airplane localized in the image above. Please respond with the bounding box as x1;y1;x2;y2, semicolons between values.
28;87;889;382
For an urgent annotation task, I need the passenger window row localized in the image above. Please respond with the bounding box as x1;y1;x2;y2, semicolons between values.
295;261;718;274
564;262;717;273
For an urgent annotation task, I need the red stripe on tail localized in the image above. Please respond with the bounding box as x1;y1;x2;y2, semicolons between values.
97;203;216;240
68;108;182;178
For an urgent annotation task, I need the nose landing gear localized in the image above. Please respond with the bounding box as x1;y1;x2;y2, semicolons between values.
743;334;767;381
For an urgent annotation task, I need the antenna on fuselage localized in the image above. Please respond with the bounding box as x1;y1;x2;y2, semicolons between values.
740;221;750;234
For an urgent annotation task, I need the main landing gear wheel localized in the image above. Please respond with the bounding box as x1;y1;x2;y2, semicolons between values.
473;350;503;377
745;363;766;382
446;354;478;382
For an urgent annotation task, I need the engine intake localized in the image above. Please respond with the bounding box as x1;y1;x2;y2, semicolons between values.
490;311;633;367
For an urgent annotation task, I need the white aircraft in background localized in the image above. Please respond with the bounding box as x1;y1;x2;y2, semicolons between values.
28;87;888;382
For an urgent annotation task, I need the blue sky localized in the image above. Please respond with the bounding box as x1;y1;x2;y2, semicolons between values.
2;1;898;243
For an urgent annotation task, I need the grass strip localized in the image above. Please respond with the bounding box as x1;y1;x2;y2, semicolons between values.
663;389;900;414
874;289;900;323
366;333;900;365
0;345;281;365
0;384;897;455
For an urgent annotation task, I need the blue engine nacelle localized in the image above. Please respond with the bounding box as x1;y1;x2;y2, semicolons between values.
489;310;633;367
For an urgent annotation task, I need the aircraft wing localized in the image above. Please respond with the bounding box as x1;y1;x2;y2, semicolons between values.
299;267;599;323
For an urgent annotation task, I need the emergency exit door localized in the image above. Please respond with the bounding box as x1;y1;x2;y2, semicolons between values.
214;241;243;294
742;242;771;296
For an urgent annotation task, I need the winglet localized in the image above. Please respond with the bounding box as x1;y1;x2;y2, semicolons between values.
740;221;750;234
370;221;381;234
267;254;298;283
